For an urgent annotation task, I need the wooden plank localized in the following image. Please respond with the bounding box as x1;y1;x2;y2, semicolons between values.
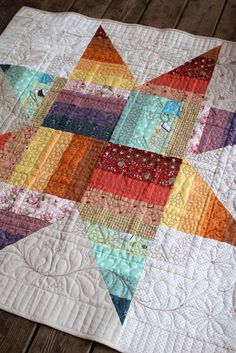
214;0;236;41
139;0;187;28
103;0;149;23
36;0;76;11
92;343;120;353
176;0;226;36
0;310;37;353
70;0;112;18
0;0;76;34
27;325;93;353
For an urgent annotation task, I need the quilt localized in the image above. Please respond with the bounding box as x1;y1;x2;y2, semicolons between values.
0;7;236;353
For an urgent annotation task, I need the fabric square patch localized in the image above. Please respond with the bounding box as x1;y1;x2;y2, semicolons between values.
111;92;199;157
2;127;107;202
79;143;182;239
41;80;128;140
9;127;73;191
96;142;181;196
44;134;107;201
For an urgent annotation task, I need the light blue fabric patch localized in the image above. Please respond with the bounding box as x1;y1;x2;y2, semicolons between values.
163;100;181;116
90;242;145;300
84;221;152;257
111;92;181;154
5;65;54;118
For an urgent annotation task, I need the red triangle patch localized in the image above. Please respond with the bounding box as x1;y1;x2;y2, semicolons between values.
137;46;221;95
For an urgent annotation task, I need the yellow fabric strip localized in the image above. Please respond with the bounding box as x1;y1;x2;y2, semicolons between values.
24;130;73;192
10;127;55;187
161;159;196;229
70;62;136;90
71;58;135;81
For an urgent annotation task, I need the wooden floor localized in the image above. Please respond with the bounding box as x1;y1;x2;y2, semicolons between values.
0;0;236;352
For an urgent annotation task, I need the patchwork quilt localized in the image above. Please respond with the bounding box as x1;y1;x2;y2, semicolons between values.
0;7;236;353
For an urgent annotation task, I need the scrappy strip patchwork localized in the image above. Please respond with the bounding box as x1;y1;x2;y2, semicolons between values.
188;106;236;153
0;182;75;249
80;143;181;237
42;26;135;140
111;46;221;158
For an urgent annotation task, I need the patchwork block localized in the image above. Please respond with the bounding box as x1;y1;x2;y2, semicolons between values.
45;134;107;201
42;26;135;139
111;90;202;158
41;78;130;138
111;46;221;158
80;142;181;239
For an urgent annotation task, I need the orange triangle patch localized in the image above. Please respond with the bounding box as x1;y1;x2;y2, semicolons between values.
82;25;125;64
161;159;236;246
69;26;136;90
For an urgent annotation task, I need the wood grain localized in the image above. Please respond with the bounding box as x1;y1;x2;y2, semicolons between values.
176;0;226;36
139;0;187;27
92;343;120;353
0;310;37;353
103;0;150;23
27;325;93;353
214;0;236;41
70;0;112;18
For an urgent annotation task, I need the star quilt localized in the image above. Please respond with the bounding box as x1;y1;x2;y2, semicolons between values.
0;7;236;353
